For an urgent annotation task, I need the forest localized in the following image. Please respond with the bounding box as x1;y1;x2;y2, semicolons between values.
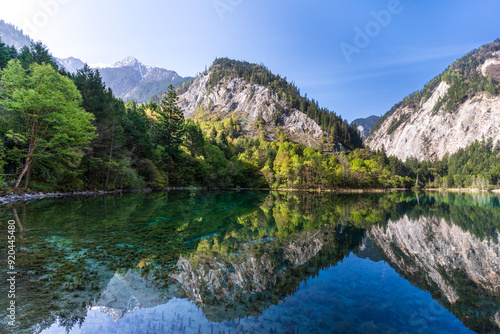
0;39;500;193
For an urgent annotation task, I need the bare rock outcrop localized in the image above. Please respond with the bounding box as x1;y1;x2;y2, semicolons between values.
369;215;500;302
178;73;324;148
369;215;500;331
367;42;500;161
367;81;500;161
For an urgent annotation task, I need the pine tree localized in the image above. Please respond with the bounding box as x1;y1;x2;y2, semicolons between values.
219;130;228;147
210;126;218;143
18;42;59;70
153;84;185;156
0;38;12;69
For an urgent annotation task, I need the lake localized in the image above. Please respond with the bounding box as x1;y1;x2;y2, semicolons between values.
1;191;499;334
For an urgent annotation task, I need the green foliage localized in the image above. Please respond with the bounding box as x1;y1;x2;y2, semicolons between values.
207;58;363;149
371;39;500;137
0;37;16;69
17;42;59;70
0;60;96;189
3;42;499;193
153;84;186;157
125;77;193;103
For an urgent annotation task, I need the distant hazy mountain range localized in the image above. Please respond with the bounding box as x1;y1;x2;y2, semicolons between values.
0;20;192;103
0;19;32;49
56;56;85;73
53;56;193;103
352;115;380;139
87;56;193;103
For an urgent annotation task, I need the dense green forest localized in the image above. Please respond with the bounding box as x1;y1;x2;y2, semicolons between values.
370;39;500;136
0;40;499;193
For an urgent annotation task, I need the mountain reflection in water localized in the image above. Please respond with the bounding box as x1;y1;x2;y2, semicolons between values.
0;191;498;334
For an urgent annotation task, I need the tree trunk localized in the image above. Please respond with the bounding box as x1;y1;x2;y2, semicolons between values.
14;157;31;189
14;144;35;190
23;163;32;190
105;124;115;190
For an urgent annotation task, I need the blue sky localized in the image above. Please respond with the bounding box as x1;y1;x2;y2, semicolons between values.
1;0;499;122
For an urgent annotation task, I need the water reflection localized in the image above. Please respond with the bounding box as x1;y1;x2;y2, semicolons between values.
0;191;499;333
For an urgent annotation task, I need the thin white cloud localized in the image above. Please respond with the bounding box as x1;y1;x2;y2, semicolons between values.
301;43;481;88
369;43;480;69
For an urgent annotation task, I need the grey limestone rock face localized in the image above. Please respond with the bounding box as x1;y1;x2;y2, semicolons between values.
368;48;500;161
367;81;500;161
178;73;324;148
368;215;500;330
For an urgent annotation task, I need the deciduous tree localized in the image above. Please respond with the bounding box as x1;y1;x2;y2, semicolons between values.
0;60;96;189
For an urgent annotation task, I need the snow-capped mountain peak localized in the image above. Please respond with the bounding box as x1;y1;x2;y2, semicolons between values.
113;56;139;68
55;56;86;74
112;56;151;77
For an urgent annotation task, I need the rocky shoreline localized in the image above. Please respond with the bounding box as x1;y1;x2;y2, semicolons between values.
1;187;498;206
0;189;152;206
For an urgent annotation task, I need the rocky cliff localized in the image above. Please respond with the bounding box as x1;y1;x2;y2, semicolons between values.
369;215;500;332
178;72;325;148
367;40;500;161
171;225;362;321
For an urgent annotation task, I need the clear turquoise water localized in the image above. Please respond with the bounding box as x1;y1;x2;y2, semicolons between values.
1;191;499;333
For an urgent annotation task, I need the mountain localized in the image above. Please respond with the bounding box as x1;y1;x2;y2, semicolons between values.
172;224;361;322
367;39;500;161
352;115;380;139
55;55;194;103
0;20;193;103
0;20;32;49
178;58;363;149
97;56;193;103
369;214;500;333
55;56;86;73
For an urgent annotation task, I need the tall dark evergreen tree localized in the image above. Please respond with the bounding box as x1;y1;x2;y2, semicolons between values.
0;38;13;69
18;42;59;70
73;65;135;189
153;84;185;156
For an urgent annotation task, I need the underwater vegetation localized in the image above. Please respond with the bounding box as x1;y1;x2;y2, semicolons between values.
0;190;498;333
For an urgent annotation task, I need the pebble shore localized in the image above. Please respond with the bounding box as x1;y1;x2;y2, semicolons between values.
0;190;133;206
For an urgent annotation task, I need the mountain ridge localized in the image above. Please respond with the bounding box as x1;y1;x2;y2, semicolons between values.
0;19;32;49
352;115;380;139
367;39;500;161
54;55;194;103
1;20;362;149
178;58;363;149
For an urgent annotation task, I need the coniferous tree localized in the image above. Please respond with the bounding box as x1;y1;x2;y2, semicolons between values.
18;42;59;70
0;38;12;69
209;126;218;143
153;84;185;157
